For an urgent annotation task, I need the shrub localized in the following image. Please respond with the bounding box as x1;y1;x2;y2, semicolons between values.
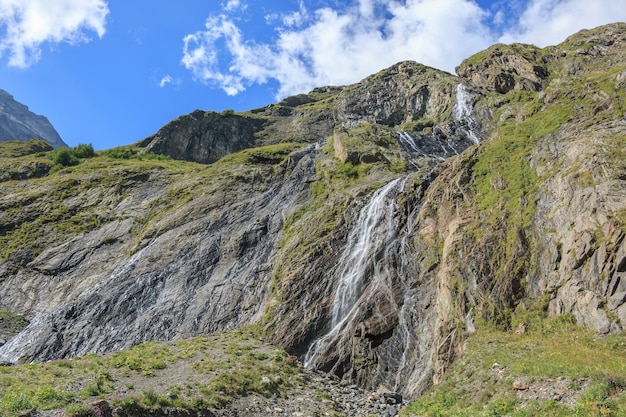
49;143;96;170
72;144;95;159
51;147;79;167
99;148;135;159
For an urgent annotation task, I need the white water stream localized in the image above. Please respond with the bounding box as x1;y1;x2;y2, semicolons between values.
304;177;405;367
452;83;480;145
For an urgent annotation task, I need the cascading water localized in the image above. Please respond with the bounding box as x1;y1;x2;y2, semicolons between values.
396;132;447;162
395;84;482;166
452;83;481;145
452;83;473;120
304;177;406;368
303;82;485;391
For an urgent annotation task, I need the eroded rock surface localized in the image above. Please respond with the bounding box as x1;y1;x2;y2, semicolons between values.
0;22;625;403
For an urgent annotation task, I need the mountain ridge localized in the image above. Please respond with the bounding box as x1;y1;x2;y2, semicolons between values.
0;89;67;149
0;22;625;412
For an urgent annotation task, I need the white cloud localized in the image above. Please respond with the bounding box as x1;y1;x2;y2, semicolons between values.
279;1;308;27
223;0;245;13
159;75;173;88
182;0;626;100
499;0;626;46
182;0;491;98
0;0;109;68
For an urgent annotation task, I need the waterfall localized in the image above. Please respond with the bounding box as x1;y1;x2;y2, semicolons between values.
304;177;405;367
452;83;481;145
395;85;483;163
452;83;473;120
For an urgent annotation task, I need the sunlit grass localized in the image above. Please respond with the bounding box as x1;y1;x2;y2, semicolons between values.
0;327;299;417
402;313;626;417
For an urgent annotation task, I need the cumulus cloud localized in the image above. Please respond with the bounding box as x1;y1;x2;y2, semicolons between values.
0;0;109;68
181;0;626;99
499;0;626;46
182;0;491;98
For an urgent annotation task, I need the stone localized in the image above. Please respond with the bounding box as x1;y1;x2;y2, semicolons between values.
0;89;66;148
608;291;626;310
90;400;112;417
139;110;265;164
382;392;403;405
513;381;529;390
513;322;528;334
386;405;399;416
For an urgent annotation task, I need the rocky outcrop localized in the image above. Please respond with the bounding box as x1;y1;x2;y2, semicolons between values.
140;62;469;164
0;22;625;404
0;89;66;148
335;61;457;127
139;110;267;163
456;43;550;94
0;144;318;361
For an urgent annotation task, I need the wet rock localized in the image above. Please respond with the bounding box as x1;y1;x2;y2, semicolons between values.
382;392;403;405
1;22;626;408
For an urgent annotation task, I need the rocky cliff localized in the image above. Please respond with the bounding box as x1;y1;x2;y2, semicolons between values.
0;89;67;149
0;23;625;402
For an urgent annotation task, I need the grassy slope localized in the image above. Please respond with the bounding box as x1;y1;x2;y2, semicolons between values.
402;314;626;417
0;326;300;417
403;29;626;416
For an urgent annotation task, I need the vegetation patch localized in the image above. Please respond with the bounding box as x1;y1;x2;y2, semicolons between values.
217;142;302;166
0;327;299;417
47;143;96;173
0;138;52;157
403;313;626;417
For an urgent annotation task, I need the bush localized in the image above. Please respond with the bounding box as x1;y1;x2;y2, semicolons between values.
72;144;95;159
48;143;97;172
100;148;135;159
51;147;79;167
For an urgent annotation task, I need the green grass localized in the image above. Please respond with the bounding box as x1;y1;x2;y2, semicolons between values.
0;328;300;417
217;142;302;166
0;139;52;157
403;314;626;417
98;146;172;161
0;309;28;328
0;140;303;264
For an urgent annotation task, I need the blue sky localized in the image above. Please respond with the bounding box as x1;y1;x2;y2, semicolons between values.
1;0;625;150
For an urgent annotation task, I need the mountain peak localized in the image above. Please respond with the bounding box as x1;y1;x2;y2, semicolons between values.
0;89;67;149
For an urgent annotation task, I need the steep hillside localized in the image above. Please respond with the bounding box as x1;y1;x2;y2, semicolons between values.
0;22;625;416
0;89;67;149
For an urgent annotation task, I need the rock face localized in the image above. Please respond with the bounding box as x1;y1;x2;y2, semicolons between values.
1;22;626;402
139;110;266;164
0;89;66;149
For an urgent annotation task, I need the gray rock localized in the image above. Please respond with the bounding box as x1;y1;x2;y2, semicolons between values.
1;21;626;407
0;89;66;148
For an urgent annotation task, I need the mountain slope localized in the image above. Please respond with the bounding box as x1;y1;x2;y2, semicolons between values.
0;89;67;149
0;22;625;410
